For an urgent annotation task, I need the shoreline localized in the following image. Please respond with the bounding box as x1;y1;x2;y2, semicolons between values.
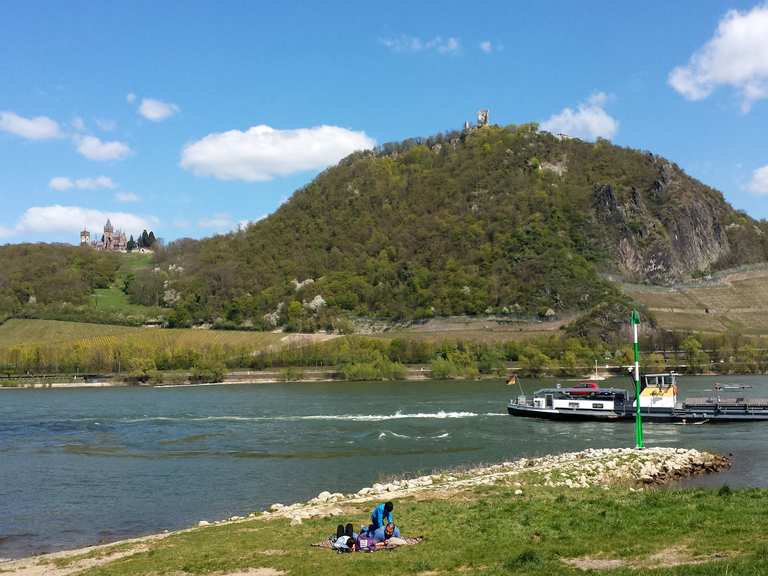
0;447;730;574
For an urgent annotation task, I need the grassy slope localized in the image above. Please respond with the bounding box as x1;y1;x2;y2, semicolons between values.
624;265;768;335
0;319;285;350
74;485;768;576
88;253;164;317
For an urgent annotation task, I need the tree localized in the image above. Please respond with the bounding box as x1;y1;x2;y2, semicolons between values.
681;336;709;374
127;235;137;252
148;231;156;246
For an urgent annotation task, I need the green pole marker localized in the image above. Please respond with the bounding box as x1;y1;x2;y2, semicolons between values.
631;309;644;449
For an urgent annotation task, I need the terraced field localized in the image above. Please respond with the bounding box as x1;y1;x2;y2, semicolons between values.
624;265;768;334
0;319;287;350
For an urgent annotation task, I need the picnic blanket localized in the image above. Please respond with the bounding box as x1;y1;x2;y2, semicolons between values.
312;536;423;551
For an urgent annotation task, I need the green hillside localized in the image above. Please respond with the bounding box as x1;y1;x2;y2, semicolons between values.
153;124;768;331
3;124;767;338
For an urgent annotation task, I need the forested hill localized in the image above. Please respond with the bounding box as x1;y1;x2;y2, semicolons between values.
145;123;767;330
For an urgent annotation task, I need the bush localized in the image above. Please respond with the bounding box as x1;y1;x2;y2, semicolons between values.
190;360;225;383
279;367;305;382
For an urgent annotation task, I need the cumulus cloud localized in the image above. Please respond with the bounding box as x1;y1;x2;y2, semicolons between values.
0;111;62;140
479;40;493;54
540;92;619;141
747;165;768;195
0;205;155;238
138;98;180;121
71;116;86;131
49;176;116;191
669;4;768;112
126;92;136;104
181;124;375;182
380;35;460;54
114;191;140;203
74;135;132;161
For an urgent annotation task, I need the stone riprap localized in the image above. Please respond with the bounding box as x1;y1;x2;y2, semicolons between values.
252;447;729;527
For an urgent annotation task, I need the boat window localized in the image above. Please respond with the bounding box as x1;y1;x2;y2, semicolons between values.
592;403;603;409
568;402;579;408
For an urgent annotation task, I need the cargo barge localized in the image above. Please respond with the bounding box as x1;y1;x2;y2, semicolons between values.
507;372;768;423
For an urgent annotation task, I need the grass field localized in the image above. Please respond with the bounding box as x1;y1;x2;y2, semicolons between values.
624;266;768;335
90;286;164;316
0;319;285;350
86;253;163;317
51;484;768;576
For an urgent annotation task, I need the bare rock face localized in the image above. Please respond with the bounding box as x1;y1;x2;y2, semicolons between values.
593;157;730;283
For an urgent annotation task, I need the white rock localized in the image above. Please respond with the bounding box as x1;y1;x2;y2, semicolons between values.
270;503;285;511
514;489;523;495
198;520;210;526
290;516;303;526
317;491;332;502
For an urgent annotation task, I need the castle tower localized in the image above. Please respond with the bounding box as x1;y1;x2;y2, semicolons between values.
477;109;489;127
80;228;90;246
104;219;114;249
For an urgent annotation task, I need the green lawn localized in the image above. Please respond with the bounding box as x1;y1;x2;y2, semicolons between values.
74;485;768;576
89;285;164;316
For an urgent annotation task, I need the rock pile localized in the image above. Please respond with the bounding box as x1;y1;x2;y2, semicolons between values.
250;447;729;527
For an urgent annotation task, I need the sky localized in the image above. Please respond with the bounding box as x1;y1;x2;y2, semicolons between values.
1;0;768;244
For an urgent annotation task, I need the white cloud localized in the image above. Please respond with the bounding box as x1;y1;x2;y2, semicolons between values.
380;35;460;55
74;135;132;161
669;4;768;112
138;98;180;121
747;165;768;195
49;176;116;191
71;116;86;131
126;92;136;103
114;191;140;203
479;40;493;54
0;111;62;140
95;118;117;131
540;92;619;141
181;124;375;182
199;213;236;230
0;205;155;238
238;215;267;230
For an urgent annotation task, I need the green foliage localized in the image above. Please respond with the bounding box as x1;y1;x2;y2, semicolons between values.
153;125;757;330
279;366;305;382
190;359;225;383
0;244;120;320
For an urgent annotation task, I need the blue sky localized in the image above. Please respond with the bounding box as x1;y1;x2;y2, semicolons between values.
1;0;767;244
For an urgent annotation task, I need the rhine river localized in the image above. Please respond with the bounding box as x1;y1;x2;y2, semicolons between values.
1;375;766;559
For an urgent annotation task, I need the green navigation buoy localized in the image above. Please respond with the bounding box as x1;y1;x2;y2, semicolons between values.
631;309;644;449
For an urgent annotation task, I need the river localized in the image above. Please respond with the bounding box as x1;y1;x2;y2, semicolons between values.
1;375;766;559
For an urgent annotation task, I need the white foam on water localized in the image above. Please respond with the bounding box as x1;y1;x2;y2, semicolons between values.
99;411;508;424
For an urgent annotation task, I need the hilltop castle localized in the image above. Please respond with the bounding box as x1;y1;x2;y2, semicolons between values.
80;219;128;252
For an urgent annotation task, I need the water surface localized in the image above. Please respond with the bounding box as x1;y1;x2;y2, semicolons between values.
1;375;766;559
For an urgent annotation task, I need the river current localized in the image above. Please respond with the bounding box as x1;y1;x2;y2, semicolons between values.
1;375;766;559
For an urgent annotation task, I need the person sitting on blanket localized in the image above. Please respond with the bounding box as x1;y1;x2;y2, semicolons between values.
372;522;401;543
369;501;394;533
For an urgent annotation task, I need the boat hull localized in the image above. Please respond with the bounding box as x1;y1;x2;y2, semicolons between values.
507;404;768;423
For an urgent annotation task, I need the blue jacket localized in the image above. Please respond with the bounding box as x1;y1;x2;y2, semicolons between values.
370;503;393;529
